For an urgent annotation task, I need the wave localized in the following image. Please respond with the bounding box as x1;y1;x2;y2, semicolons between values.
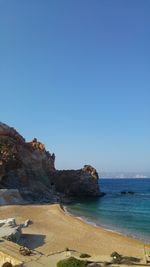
64;205;150;243
104;192;150;196
64;179;150;244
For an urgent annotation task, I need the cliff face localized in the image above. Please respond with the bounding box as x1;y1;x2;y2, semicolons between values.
52;165;101;197
0;122;101;202
0;122;56;201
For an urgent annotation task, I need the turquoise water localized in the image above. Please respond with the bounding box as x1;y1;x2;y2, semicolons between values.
66;179;150;243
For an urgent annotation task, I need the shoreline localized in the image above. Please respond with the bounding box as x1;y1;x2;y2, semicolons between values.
0;203;149;263
61;204;148;245
63;205;150;244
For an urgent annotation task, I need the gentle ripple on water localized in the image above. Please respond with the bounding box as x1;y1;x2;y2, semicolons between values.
66;178;150;243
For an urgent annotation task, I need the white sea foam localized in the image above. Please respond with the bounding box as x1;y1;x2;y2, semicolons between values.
63;205;150;244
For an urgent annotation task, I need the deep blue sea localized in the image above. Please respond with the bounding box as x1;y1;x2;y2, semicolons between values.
66;179;150;243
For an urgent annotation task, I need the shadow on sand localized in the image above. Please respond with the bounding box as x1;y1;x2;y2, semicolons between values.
18;233;46;250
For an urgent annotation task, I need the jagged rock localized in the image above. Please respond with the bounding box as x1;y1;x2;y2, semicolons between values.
0;217;32;244
0;222;21;243
22;219;32;228
0;122;25;144
52;165;101;197
83;165;99;179
0;122;56;201
0;122;102;202
0;218;16;228
0;226;21;242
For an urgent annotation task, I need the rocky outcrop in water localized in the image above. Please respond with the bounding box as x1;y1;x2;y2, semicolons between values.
0;122;102;203
52;165;101;197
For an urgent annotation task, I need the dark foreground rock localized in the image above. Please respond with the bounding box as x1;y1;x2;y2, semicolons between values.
0;122;102;203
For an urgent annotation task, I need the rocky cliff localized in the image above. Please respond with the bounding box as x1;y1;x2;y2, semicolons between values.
0;122;101;203
52;165;100;197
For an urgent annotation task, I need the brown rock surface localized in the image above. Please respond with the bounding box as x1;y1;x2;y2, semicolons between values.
0;122;56;201
52;165;101;197
0;122;101;202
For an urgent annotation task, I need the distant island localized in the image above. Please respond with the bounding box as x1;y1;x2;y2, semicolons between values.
100;172;149;179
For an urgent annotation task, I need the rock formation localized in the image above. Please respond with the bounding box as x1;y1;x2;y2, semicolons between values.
0;122;102;203
52;165;101;197
0;218;31;243
0;122;56;202
0;189;24;205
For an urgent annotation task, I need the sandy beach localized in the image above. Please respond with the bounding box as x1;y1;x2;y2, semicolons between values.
0;204;148;264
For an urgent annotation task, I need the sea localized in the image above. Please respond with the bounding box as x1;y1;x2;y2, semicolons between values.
66;178;150;244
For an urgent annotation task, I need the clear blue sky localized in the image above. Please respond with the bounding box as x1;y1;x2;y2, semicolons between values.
0;0;150;172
